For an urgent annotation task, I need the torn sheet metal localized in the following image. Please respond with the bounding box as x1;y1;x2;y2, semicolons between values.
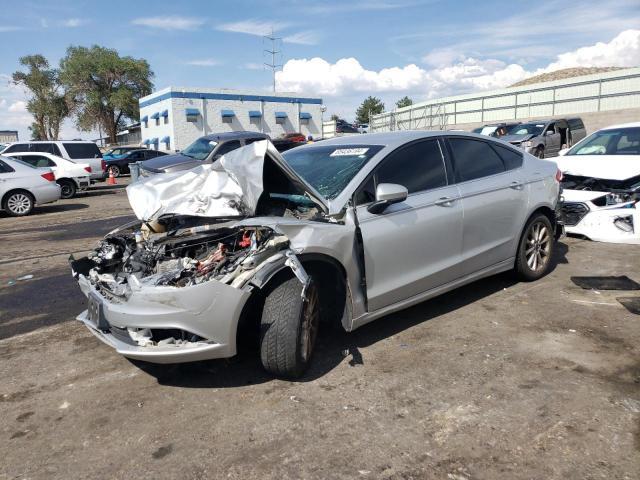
126;140;267;221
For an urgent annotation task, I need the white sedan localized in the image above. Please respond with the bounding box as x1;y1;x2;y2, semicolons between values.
557;122;640;244
3;151;91;199
0;156;61;216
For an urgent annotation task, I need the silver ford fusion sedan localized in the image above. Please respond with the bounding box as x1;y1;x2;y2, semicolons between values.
70;132;561;378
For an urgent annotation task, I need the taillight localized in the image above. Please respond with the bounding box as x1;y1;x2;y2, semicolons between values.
84;166;92;173
555;168;563;182
101;160;106;171
41;172;55;182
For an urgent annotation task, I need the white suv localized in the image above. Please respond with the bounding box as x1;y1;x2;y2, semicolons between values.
2;141;105;181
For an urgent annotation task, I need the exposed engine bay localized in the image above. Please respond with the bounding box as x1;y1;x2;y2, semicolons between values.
73;218;295;302
562;173;640;204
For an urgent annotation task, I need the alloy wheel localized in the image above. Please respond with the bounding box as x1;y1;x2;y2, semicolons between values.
108;165;120;177
525;221;551;272
7;193;32;215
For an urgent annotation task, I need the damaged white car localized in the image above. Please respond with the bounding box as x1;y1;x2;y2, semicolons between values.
557;123;640;244
71;133;561;377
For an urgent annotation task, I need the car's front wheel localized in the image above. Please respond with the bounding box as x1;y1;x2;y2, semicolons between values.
260;275;320;378
534;146;545;158
515;213;554;281
4;190;34;216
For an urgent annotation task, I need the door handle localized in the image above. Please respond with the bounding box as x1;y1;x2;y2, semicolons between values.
434;196;455;207
509;181;524;190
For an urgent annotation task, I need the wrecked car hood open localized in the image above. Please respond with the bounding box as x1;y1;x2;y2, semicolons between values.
126;140;328;221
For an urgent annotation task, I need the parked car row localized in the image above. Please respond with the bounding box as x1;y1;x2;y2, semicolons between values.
0;156;61;216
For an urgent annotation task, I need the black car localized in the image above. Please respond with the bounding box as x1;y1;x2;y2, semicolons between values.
105;149;168;177
139;132;270;175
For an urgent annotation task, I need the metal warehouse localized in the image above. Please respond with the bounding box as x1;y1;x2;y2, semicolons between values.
139;87;323;151
371;67;640;134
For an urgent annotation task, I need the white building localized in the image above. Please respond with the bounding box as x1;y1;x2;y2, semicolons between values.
139;87;323;151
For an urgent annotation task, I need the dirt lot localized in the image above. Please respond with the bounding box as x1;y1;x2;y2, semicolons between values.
1;178;639;480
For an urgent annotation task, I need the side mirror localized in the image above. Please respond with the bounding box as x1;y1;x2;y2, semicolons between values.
545;130;554;136
367;183;408;214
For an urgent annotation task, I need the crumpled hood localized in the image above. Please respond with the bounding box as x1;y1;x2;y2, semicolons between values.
126;140;327;221
555;155;640;181
501;134;534;144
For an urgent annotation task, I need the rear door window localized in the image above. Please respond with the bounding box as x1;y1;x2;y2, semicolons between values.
62;143;102;159
449;138;505;182
30;143;61;155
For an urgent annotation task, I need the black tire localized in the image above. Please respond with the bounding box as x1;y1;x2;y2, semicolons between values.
3;190;34;217
515;213;554;281
58;179;77;199
534;146;545;158
107;165;121;178
260;276;320;378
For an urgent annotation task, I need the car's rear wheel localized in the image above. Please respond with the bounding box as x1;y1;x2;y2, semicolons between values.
58;179;76;199
515;213;554;281
260;275;320;378
4;190;34;216
107;165;121;177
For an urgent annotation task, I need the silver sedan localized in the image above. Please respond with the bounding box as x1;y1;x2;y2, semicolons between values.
70;132;561;377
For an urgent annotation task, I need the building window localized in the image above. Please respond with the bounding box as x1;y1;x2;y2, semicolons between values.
164;116;168;125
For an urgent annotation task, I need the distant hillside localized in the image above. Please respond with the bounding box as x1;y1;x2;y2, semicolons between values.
510;67;624;87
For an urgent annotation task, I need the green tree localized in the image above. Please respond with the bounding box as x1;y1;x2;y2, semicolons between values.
60;45;153;143
12;54;69;140
355;96;384;124
29;122;46;140
396;96;413;109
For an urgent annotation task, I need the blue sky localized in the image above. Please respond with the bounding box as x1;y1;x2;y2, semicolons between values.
1;0;639;139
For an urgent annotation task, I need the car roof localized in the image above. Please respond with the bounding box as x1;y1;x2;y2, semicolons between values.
201;131;270;142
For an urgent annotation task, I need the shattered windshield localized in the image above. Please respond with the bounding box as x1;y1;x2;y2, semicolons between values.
283;144;384;199
181;138;218;160
567;127;640;156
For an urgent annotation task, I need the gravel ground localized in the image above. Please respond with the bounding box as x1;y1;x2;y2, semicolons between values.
1;178;639;480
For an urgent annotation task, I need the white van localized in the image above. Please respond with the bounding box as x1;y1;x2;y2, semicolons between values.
2;141;105;181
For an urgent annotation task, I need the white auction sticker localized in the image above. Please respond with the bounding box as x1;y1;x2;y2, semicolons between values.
330;148;369;157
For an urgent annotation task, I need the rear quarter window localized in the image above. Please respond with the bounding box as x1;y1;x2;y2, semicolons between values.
568;119;585;130
63;143;102;159
492;144;523;170
3;143;28;153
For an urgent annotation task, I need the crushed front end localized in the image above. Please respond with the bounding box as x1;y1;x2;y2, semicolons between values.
70;218;299;363
560;174;640;244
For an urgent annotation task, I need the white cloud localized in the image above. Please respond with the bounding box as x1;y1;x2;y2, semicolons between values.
132;16;205;30
186;59;219;67
40;18;48;28
544;29;640;71
217;20;290;37
0;26;22;32
244;62;264;70
308;0;426;14
8;101;27;113
62;18;85;27
283;31;320;45
0;99;7;108
276;29;640;120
